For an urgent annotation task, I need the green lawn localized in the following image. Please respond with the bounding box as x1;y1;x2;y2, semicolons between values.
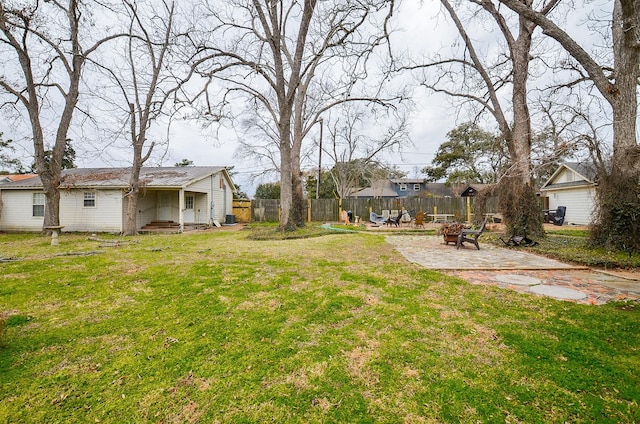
0;229;638;423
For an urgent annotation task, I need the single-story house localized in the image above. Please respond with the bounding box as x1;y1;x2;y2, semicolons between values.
540;162;597;226
0;166;235;233
0;174;38;184
350;179;454;198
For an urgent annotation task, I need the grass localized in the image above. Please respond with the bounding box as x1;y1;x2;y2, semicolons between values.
485;227;640;269
0;228;639;423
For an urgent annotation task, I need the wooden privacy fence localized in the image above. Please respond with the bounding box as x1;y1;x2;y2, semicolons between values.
246;197;499;223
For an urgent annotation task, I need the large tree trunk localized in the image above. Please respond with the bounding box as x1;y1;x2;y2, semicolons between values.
611;0;640;178
279;134;294;230
505;17;543;237
496;0;640;249
41;172;61;229
590;0;640;252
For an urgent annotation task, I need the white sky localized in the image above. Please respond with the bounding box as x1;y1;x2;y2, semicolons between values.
0;0;612;197
78;1;458;196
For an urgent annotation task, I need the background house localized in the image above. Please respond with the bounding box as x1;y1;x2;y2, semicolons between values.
351;179;453;198
0;166;235;233
540;162;597;226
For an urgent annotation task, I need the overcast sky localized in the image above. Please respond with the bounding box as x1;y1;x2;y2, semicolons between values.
155;1;459;195
1;0;611;197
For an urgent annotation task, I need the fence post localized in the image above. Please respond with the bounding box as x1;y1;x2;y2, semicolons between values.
307;199;312;222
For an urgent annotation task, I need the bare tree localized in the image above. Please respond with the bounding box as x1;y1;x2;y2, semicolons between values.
90;0;182;235
323;104;409;199
0;1;122;230
406;0;559;235
186;0;399;230
497;0;640;250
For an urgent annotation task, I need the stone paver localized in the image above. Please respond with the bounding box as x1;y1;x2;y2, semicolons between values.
386;235;640;305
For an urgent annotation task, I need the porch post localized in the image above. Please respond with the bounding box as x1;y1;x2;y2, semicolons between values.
178;189;185;232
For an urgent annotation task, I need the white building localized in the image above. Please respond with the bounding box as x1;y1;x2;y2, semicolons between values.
540;162;597;226
0;166;235;233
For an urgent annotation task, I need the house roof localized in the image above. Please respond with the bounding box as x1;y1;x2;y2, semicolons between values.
351;180;455;198
390;178;425;184
460;184;490;197
565;162;597;181
351;179;398;198
0;174;38;184
541;162;597;191
0;167;231;190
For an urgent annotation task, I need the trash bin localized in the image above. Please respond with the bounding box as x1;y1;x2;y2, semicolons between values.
225;214;236;224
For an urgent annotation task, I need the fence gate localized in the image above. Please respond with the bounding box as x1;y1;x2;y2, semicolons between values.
232;199;252;223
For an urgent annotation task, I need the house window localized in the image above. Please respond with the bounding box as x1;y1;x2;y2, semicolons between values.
413;184;421;191
399;183;408;191
33;193;45;217
84;191;96;207
185;195;194;209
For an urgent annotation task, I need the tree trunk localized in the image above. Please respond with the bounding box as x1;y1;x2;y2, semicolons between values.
279;135;294;230
590;0;640;251
42;171;61;229
496;0;640;248
506;17;543;237
124;162;143;236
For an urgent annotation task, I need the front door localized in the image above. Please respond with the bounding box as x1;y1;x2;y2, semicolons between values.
158;192;172;221
184;194;195;223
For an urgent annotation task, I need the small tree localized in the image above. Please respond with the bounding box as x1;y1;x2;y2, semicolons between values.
0;133;24;173
30;140;76;172
305;170;337;199
422;123;504;185
254;182;281;200
174;159;194;167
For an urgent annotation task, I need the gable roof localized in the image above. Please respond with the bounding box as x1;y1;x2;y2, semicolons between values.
460;184;490;197
541;162;597;190
0;167;231;190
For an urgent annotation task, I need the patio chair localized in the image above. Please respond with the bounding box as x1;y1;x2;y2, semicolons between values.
456;217;488;250
551;206;566;226
544;206;566;226
387;209;403;227
369;212;387;225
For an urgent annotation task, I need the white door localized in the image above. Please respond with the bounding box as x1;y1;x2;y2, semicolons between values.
158;192;171;221
184;195;195;222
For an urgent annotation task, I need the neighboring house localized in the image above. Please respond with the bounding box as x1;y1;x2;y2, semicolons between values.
350;179;398;198
459;184;491;198
350;179;454;198
0;167;235;233
540;162;597;225
0;174;38;184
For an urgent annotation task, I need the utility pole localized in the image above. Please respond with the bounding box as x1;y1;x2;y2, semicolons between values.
316;118;323;199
